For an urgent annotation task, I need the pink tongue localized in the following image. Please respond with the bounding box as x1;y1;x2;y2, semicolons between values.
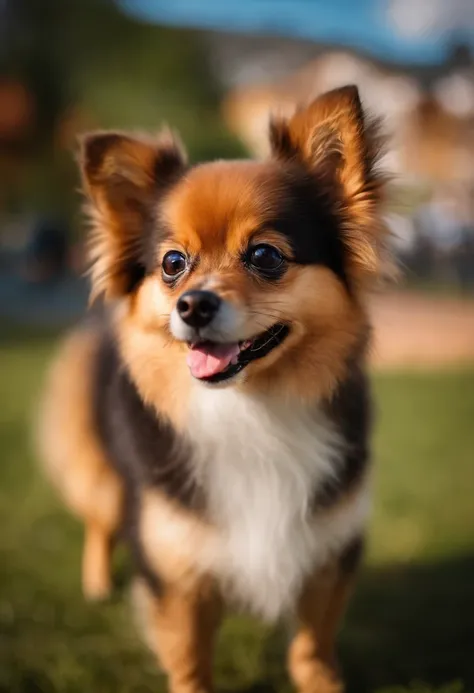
187;342;240;379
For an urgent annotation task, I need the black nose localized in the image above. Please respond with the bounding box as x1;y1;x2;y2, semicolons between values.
176;290;221;328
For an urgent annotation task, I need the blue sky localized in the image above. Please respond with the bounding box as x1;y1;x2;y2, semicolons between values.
119;0;474;65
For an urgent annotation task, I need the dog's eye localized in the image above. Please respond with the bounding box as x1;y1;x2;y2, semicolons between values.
162;251;187;281
248;244;284;274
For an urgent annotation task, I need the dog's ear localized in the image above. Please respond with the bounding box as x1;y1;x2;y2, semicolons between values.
80;130;187;301
269;85;391;284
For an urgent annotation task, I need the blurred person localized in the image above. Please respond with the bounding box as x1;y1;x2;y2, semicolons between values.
22;217;68;284
415;184;468;287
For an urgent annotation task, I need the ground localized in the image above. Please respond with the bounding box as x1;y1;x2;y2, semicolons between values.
369;292;474;369
1;327;474;693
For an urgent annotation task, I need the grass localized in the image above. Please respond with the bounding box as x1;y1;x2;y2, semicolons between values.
1;330;474;693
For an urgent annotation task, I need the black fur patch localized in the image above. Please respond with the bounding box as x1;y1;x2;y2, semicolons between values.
90;324;371;591
313;363;372;510
269;167;348;284
338;534;365;575
145;163;349;287
93;332;200;509
92;330;201;592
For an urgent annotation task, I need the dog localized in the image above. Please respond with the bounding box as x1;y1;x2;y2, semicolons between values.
37;85;391;693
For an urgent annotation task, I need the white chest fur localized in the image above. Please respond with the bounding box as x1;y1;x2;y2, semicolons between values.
186;387;369;622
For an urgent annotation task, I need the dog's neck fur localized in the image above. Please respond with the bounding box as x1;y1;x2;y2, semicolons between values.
95;330;371;620
185;385;351;618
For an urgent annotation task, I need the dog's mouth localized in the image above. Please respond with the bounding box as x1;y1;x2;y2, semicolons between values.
186;323;290;384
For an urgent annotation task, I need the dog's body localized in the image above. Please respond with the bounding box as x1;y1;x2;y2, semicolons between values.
38;85;390;693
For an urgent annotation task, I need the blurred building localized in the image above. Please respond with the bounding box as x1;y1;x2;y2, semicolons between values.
218;40;474;288
221;47;474;186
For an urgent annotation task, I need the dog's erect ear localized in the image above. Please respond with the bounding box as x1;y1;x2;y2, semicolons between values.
269;85;390;284
80;130;187;301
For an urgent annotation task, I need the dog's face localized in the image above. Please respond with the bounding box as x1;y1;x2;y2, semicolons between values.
81;86;388;400
154;159;353;386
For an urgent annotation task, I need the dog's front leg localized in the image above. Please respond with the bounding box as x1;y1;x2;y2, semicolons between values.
132;576;222;693
288;538;363;693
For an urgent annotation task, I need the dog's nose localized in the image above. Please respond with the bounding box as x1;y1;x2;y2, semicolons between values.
176;290;221;328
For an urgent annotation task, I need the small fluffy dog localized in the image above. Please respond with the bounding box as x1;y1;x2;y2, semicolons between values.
38;85;390;693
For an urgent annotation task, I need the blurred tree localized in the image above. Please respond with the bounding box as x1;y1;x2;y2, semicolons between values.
0;0;245;224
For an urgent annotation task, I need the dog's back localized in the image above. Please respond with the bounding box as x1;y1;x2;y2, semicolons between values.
36;320;123;599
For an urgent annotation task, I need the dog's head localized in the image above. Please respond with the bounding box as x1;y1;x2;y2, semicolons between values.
80;86;390;402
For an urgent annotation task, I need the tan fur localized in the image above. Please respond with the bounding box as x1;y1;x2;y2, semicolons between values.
139;490;217;591
131;578;165;657
81;130;186;302
82;521;114;601
288;564;355;693
118;269;365;412
270;86;392;285
116;162;369;409
79;87;388;417
131;577;222;693
36;325;123;599
37;86;390;690
115;285;192;429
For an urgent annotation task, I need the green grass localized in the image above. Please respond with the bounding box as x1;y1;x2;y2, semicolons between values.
1;331;473;693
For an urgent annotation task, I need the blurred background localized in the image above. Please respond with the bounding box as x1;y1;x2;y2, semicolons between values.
1;2;473;692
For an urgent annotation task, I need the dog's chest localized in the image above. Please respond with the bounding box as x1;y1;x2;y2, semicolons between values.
186;388;346;620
